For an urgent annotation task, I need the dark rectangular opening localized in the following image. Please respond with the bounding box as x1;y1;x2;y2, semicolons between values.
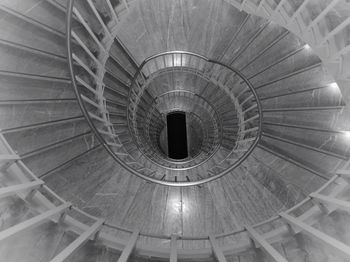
167;112;188;159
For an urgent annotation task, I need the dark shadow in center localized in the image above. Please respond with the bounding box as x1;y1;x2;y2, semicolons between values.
167;112;188;159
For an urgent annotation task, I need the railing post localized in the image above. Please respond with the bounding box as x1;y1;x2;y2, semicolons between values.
0;180;44;199
0;203;71;242
337;169;350;183
280;212;350;259
170;234;178;262
209;234;227;262
105;0;119;23
309;193;350;213
50;218;104;262
245;225;288;262
117;229;140;262
0;154;20;171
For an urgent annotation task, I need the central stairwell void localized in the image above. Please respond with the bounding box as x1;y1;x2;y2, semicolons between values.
166;112;188;160
1;0;350;261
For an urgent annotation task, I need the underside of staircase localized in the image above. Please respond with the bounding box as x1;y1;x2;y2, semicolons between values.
0;0;350;261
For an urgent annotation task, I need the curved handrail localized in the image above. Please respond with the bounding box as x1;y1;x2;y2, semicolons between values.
3;126;349;259
66;0;262;186
66;0;173;186
127;51;263;181
100;170;349;252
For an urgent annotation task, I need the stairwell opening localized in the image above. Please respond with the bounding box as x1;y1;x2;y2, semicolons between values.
166;111;188;160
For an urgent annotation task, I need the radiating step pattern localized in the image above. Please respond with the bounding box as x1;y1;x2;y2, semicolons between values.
1;0;350;261
226;0;350;102
1;130;350;261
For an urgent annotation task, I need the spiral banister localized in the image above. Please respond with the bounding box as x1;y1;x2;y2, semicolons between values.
62;4;350;259
66;0;263;186
0;0;350;260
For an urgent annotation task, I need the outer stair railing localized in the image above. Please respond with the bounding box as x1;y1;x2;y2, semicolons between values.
1;130;350;261
229;0;350;94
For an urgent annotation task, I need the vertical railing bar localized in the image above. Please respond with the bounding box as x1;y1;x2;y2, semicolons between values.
72;31;102;67
105;0;119;22
170;234;178;262
117;230;140;262
245;225;288;262
209;234;228;262
50;218;105;262
73;7;107;54
87;0;112;39
280;212;350;259
0;203;71;242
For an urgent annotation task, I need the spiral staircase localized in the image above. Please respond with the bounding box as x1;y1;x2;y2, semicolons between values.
0;0;350;261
